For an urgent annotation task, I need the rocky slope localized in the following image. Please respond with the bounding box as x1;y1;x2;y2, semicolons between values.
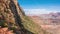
0;27;14;34
0;0;51;34
0;0;33;34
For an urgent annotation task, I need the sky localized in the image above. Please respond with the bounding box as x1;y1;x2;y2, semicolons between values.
18;0;60;15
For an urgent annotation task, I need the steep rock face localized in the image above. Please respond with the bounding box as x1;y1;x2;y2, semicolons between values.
0;0;52;34
0;0;33;34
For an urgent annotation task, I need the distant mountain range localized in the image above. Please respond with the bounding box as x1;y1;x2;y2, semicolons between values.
29;12;60;34
29;12;60;25
39;12;60;19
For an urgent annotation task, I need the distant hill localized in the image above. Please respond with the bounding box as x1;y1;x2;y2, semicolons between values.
29;12;60;25
39;12;60;19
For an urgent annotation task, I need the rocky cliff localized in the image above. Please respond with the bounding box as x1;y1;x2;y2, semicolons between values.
0;0;52;34
0;0;34;34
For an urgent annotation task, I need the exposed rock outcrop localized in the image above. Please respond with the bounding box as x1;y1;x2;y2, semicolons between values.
0;0;33;34
0;0;52;34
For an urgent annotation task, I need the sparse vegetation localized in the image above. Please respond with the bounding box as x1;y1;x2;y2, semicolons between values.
21;16;51;34
0;0;52;34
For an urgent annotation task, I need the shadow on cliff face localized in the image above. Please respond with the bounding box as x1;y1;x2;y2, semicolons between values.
9;0;34;34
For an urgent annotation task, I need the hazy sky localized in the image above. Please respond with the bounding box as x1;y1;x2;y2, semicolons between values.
18;0;60;15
